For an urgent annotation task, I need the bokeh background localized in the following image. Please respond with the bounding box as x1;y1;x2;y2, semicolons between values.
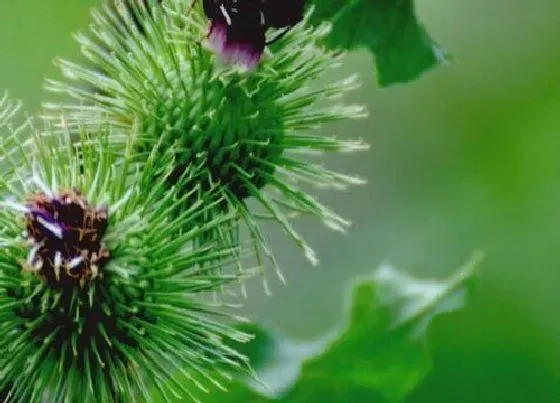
1;1;559;401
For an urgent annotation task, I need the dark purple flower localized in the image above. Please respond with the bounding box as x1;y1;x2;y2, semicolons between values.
207;19;265;69
203;0;306;68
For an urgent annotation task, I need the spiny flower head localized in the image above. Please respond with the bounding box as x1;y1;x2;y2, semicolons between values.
45;0;368;288
0;108;255;402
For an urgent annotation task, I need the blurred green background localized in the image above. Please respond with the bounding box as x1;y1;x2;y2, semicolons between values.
1;1;560;401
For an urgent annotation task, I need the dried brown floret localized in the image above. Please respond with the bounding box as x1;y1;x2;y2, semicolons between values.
24;189;110;287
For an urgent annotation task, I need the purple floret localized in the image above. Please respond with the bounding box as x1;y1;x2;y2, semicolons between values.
202;0;305;68
207;20;264;69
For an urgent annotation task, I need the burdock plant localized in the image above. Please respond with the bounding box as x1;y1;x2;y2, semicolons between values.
45;0;369;286
0;99;255;402
0;1;481;402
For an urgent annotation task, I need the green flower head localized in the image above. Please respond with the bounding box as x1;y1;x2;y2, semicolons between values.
0;100;255;402
45;0;368;288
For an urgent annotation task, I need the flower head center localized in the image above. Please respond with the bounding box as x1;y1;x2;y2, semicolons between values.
24;189;110;287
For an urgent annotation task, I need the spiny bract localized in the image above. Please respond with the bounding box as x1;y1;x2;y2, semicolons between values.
0;98;255;402
45;0;368;289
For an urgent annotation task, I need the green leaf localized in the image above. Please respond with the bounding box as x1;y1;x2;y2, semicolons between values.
309;0;448;86
164;252;482;402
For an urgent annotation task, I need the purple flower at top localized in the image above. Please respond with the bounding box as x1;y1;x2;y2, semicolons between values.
203;0;306;68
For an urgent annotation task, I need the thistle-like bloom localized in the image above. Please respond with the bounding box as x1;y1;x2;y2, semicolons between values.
45;0;368;288
0;103;254;402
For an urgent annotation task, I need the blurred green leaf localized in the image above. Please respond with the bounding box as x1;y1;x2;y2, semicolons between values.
169;252;482;402
309;0;447;86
